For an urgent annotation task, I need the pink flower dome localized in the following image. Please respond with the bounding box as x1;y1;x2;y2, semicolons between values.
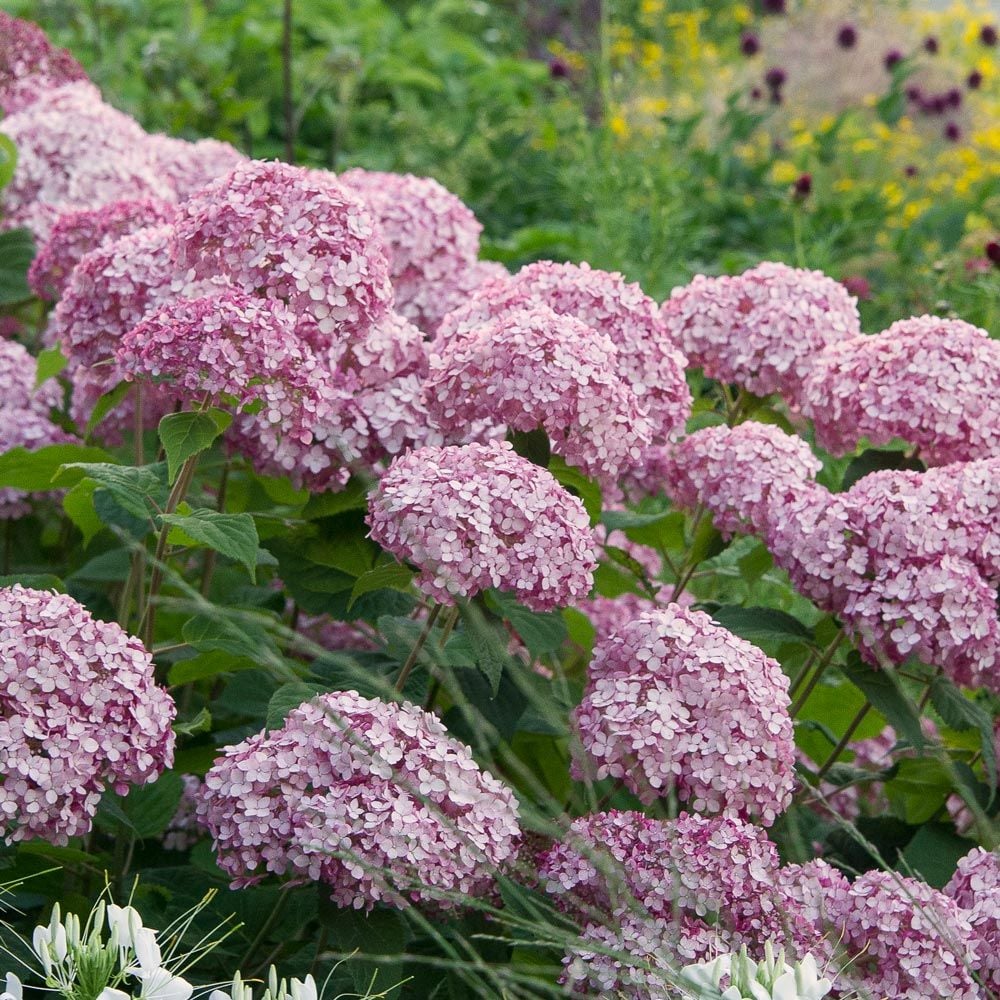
945;847;1000;992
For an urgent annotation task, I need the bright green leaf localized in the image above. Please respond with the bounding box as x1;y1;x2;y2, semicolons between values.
348;562;414;609
158;409;232;483
159;509;259;578
34;346;68;388
0;228;35;305
0;444;114;491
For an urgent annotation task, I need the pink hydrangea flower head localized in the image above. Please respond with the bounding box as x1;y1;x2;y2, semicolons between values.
171;161;392;356
662;262;860;404
344;309;428;388
116;292;311;406
662;422;822;537
0;585;176;845
46;223;195;365
339;169;483;331
197;690;520;909
539;811;800;962
437;260;691;442
830;870;981;999
144;134;247;200
945;847;1000;991
803;316;1000;465
572;606;795;824
0;82;175;239
424;304;653;488
0;339;63;415
28;197;176;301
0;12;87;113
367;441;598;610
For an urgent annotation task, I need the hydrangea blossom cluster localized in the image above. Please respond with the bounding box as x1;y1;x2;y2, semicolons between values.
424;305;652;487
170;161;392;356
0;586;176;845
539;811;824;990
572;607;795;824
945;848;1000;992
828;871;981;999
0;341;73;519
197;690;521;909
437;260;691;444
0;12;87;114
339;169;484;332
28;198;176;301
116;293;312;406
662;422;822;537
661;262;860;404
367;441;597;610
0;82;175;239
144;134;247;200
802;316;1000;465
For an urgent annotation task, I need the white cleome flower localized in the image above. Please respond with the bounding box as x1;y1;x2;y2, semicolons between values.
680;944;833;1000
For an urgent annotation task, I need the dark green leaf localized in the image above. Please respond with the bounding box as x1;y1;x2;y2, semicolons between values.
458;601;511;696
0;228;35;305
508;427;551;467
840;448;923;492
56;462;167;520
114;772;185;839
0;444;114;491
167;650;256;685
348;562;414;610
70;548;131;582
182;614;274;659
0;573;63;591
160;509;259;578
842;654;926;752
900;824;974;888
705;605;811;646
930;675;998;792
548;455;602;523
62;479;102;546
266;681;326;730
173;707;211;737
486;589;568;657
158;409;232;483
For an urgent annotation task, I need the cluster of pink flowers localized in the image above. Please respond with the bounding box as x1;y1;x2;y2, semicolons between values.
339;169;485;332
28;197;176;301
803;316;1000;465
197;690;520;909
424;305;651;487
829;871;981;999
171;161;392;357
763;462;1000;689
0;10;87;114
539;810;831;993
661;261;860;404
367;441;597;610
0;341;73;518
437;260;691;447
116;293;311;406
945;847;1000;992
572;606;795;824
662;422;822;537
0;586;176;845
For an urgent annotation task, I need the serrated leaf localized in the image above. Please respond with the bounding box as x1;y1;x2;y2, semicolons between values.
458;602;510;696
56;462;166;520
930;675;998;793
182;614;273;659
348;562;414;610
842;655;926;752
549;455;602;523
266;681;325;730
623;510;687;551
160;509;259;578
34;346;67;387
86;382;131;433
0;444;114;491
0;227;35;305
706;605;811;646
486;589;568;657
158;409;232;483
